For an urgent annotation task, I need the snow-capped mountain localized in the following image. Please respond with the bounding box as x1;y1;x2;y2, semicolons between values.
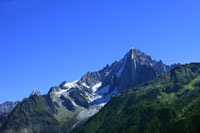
0;101;19;116
0;48;178;132
48;48;175;129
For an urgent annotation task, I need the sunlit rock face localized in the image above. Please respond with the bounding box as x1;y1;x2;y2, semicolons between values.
47;48;175;130
0;101;19;116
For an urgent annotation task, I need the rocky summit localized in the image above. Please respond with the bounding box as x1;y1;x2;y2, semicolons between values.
30;90;41;97
49;48;174;111
48;48;175;130
0;48;176;133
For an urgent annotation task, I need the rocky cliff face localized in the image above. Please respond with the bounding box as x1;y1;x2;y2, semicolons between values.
49;48;173;107
0;101;19;116
72;63;200;133
47;48;175;130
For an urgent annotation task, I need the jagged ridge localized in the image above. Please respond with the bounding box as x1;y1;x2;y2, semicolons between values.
0;48;176;132
73;63;200;133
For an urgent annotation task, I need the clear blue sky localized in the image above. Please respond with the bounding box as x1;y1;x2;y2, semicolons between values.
0;0;200;103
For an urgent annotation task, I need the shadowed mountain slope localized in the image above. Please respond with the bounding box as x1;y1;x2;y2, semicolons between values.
73;63;200;133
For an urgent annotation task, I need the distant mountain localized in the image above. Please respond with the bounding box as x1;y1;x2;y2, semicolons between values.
0;101;19;116
73;63;200;133
0;89;41;116
30;90;41;96
0;48;176;133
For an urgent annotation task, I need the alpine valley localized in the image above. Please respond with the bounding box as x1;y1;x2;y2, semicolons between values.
0;48;182;133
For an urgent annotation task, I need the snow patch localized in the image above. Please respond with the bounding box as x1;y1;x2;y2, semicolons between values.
91;82;102;92
84;83;111;103
63;80;78;88
131;48;135;59
54;89;78;107
90;88;118;105
87;94;102;103
64;94;78;107
81;83;90;89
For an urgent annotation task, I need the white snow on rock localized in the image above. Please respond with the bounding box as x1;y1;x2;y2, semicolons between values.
90;87;118;105
82;82;103;103
81;83;90;88
63;80;78;88
87;94;102;103
131;51;134;59
91;82;102;92
55;89;68;96
84;83;111;104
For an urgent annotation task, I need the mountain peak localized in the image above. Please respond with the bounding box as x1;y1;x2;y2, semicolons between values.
126;47;137;59
122;48;175;74
30;90;41;96
130;47;135;58
124;48;151;63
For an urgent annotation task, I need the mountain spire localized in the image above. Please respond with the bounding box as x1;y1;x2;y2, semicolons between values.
124;47;139;60
30;90;41;96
